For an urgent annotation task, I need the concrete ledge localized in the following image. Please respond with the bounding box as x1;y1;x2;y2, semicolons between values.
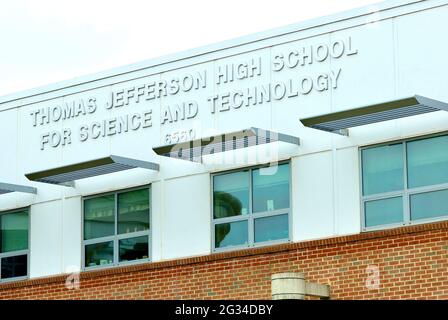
271;272;330;299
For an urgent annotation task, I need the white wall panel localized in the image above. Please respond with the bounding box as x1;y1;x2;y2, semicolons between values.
396;5;448;101
29;201;63;278
293;151;335;241
0;109;18;182
335;147;361;235
161;174;211;259
331;19;396;110
61;196;82;272
150;181;163;262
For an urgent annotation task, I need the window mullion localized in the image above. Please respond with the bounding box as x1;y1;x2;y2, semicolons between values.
213;215;248;224
0;250;30;258
251;209;289;218
248;217;254;247
117;230;150;240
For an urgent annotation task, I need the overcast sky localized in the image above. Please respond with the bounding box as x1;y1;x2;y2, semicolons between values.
0;0;382;97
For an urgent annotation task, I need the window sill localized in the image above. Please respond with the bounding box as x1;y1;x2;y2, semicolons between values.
83;258;152;272
212;238;292;254
0;275;28;284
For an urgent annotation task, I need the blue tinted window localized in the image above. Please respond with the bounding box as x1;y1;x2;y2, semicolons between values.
252;163;290;213
365;197;403;227
362;144;403;196
254;214;289;243
407;135;448;188
84;195;115;240
411;189;448;221
0;210;28;253
214;171;249;219
215;221;248;248
362;135;448;229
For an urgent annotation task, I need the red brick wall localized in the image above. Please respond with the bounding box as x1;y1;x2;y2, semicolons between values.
1;221;447;300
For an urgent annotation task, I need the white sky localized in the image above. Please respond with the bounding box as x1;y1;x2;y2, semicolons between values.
0;0;382;97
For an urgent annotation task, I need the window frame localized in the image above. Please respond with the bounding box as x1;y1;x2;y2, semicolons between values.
0;207;30;283
81;185;152;271
211;160;292;252
360;131;448;232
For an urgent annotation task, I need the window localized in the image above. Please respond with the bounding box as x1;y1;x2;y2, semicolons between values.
361;134;448;229
83;187;151;269
0;208;29;281
212;162;290;250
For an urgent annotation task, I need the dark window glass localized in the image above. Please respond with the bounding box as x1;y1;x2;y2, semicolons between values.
213;171;249;219
407;135;448;188
1;255;27;279
118;189;150;234
215;221;248;248
411;189;448;221
84;195;115;240
362;144;403;196
365;197;403;227
252;163;290;213
85;241;114;267
119;236;149;262
254;214;289;243
0;210;28;253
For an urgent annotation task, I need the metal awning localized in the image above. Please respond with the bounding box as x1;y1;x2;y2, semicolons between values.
299;95;448;136
25;155;159;187
153;127;300;162
0;182;37;195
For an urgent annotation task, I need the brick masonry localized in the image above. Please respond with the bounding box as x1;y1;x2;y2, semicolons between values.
0;221;447;300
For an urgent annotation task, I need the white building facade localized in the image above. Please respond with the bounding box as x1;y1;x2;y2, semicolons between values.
1;0;448;287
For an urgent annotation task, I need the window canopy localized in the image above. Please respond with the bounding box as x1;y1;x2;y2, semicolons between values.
25;155;159;187
299;95;448;136
0;182;37;195
153;127;300;162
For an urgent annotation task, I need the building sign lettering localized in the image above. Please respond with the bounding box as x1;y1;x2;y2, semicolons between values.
30;36;358;151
